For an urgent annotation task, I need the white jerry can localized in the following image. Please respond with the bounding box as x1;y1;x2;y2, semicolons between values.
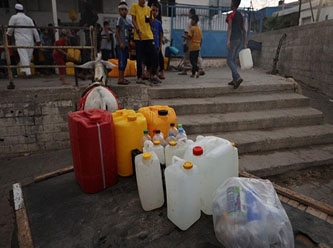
239;48;253;70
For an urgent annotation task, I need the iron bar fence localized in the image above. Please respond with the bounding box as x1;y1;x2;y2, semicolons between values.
0;25;97;89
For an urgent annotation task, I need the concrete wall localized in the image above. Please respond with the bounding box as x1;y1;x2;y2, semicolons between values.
250;19;333;99
0;85;148;159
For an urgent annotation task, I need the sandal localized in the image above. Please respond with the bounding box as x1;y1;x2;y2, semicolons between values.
150;76;162;84
158;74;165;80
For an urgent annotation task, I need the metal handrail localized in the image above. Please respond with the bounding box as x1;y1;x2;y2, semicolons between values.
1;25;97;89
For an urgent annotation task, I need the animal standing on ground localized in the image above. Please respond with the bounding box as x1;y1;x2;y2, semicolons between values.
78;53;120;113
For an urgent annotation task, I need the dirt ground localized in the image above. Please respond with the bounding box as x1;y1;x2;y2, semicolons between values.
266;164;333;206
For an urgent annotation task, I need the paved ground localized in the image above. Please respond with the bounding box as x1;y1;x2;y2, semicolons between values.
1;66;332;247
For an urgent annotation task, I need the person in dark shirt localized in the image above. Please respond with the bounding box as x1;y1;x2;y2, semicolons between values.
79;0;98;28
226;0;246;89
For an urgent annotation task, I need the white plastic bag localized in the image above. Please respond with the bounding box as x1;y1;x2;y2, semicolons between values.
212;177;294;248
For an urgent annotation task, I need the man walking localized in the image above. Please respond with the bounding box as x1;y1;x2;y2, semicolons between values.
226;0;247;89
6;3;40;78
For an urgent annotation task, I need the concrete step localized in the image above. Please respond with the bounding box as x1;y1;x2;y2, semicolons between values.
148;81;296;100
239;144;333;177
151;93;310;115
187;124;333;154
178;107;324;134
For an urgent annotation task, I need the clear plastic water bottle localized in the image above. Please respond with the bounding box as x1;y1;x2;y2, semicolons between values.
166;131;177;144
140;129;151;151
153;129;166;146
169;122;178;137
176;128;187;141
177;123;186;135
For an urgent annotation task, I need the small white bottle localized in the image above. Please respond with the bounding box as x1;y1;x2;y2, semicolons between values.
176;128;187;141
140;129;151;151
166;131;177;143
153;129;166;146
177;123;186;135
169;122;178;137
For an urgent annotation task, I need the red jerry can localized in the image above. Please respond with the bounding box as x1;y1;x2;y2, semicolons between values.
68;109;117;193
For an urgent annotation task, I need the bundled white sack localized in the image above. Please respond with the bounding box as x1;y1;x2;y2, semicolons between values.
212;177;294;248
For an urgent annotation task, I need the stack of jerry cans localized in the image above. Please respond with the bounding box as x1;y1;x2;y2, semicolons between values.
138;105;177;139
112;110;147;176
68;109;117;193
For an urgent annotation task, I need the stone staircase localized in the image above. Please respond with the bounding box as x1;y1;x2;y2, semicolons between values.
148;79;333;177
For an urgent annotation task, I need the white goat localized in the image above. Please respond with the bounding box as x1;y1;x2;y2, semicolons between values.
78;53;120;113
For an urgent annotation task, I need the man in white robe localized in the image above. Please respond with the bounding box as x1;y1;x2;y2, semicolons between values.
6;3;40;77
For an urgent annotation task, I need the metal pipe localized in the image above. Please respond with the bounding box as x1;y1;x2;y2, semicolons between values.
52;0;59;40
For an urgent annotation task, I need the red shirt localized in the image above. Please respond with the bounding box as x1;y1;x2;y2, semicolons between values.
53;37;67;60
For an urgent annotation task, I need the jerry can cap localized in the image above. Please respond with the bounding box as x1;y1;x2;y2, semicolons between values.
153;140;161;145
169;140;177;146
193;146;203;156
143;129;149;134
183;161;193;169
230;142;236;147
158;109;168;116
143;152;152;160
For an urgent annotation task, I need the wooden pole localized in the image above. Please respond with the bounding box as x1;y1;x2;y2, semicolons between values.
2;25;15;89
316;0;324;22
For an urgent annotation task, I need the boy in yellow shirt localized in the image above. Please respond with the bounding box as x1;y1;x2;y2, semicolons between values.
183;14;202;78
130;0;161;84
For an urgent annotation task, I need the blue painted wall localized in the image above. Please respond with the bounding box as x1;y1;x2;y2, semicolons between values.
171;29;228;58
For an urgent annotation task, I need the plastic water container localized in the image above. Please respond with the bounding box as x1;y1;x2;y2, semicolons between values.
164;138;193;167
68;109;117;193
112;112;147;176
184;136;239;215
135;152;164;211
112;109;136;120
138;105;177;139
168;122;178;137
239;48;253;70
108;59;131;78
66;62;75;75
143;140;165;165
165;141;178;167
165;156;201;230
140;129;151;152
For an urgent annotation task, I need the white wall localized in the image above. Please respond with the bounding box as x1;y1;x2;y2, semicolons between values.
176;0;210;5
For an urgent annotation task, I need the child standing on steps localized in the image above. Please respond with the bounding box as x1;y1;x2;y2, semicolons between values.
150;3;165;80
115;1;133;85
182;14;202;78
